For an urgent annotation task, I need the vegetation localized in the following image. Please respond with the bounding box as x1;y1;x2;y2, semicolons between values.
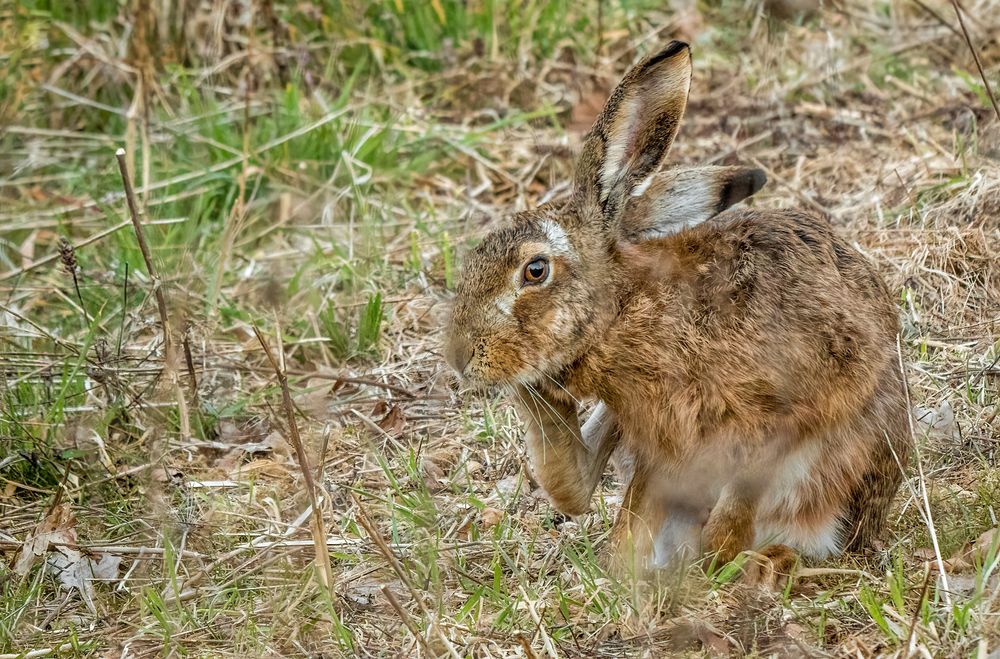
1;0;998;655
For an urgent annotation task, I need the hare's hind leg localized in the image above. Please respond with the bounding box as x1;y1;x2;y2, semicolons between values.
754;440;849;559
841;369;911;551
755;370;911;556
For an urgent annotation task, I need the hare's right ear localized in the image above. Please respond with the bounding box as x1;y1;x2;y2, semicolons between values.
619;166;767;240
575;41;692;227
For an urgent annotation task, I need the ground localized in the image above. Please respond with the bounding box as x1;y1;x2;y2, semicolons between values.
1;0;999;656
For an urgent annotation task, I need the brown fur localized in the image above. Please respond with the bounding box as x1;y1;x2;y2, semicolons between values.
444;41;911;572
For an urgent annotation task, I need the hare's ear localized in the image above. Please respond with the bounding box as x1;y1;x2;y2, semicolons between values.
620;166;767;240
575;41;692;226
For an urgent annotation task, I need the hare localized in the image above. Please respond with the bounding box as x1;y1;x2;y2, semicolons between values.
444;41;910;572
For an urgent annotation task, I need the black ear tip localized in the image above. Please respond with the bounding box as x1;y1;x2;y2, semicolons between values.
648;40;691;66
720;168;768;210
748;168;767;194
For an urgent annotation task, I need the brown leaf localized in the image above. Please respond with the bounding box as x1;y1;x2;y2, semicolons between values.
480;507;504;530
212;425;288;475
295;382;335;418
15;503;77;577
422;457;446;491
376;404;406;436
944;528;1000;572
217;418;269;445
568;84;610;137
663;620;729;654
370;399;388;418
913;401;960;441
150;466;182;483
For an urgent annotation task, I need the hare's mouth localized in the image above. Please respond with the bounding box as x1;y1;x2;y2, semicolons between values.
453;364;533;395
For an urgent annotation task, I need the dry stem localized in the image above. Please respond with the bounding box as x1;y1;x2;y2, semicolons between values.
252;321;335;591
352;493;462;659
950;0;1000;122
115;147;191;442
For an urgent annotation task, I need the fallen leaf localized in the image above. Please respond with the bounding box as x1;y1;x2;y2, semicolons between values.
212;425;289;474
940;565;1000;597
295;382;335;417
370;399;388;417
15;503;77;577
47;549;122;614
695;623;731;656
422;458;446;491
217;418;269;445
14;504;124;613
344;579;381;610
480;507;504;530
376;404;406;436
914;400;959;441
943;528;1000;572
344;579;405;613
662;619;729;654
493;475;522;499
969;529;1000;563
150;466;182;483
568;84;610;137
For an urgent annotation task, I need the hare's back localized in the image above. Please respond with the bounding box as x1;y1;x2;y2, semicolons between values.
636;207;901;432
679;207;898;342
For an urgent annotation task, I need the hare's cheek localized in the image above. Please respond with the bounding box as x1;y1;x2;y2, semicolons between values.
548;308;575;339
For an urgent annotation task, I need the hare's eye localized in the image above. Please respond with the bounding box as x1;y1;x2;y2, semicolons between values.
522;257;549;285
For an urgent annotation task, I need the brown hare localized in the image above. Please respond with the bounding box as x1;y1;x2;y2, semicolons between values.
444;41;910;573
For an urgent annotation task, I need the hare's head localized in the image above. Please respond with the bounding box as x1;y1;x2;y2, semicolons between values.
445;42;765;387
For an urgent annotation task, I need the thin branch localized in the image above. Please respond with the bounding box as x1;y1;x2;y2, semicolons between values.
252;321;335;591
381;585;432;655
912;0;962;39
115;147;191;442
950;0;1000;122
352;493;462;659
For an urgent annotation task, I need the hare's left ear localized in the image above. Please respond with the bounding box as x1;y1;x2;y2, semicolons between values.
620;166;767;240
575;41;692;225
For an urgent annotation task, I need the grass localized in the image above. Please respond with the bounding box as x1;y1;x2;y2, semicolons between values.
1;0;999;656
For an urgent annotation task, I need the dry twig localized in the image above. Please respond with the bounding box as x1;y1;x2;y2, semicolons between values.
252;321;335;591
352;493;462;659
115;147;190;441
950;0;1000;122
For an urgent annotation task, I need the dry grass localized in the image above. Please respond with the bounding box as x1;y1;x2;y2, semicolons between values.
1;0;999;656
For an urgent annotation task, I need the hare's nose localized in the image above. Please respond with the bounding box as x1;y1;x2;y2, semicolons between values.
445;337;473;376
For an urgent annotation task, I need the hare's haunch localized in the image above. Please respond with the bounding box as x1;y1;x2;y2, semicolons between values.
444;41;910;573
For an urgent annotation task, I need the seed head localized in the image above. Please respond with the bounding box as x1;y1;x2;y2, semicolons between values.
58;237;78;276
